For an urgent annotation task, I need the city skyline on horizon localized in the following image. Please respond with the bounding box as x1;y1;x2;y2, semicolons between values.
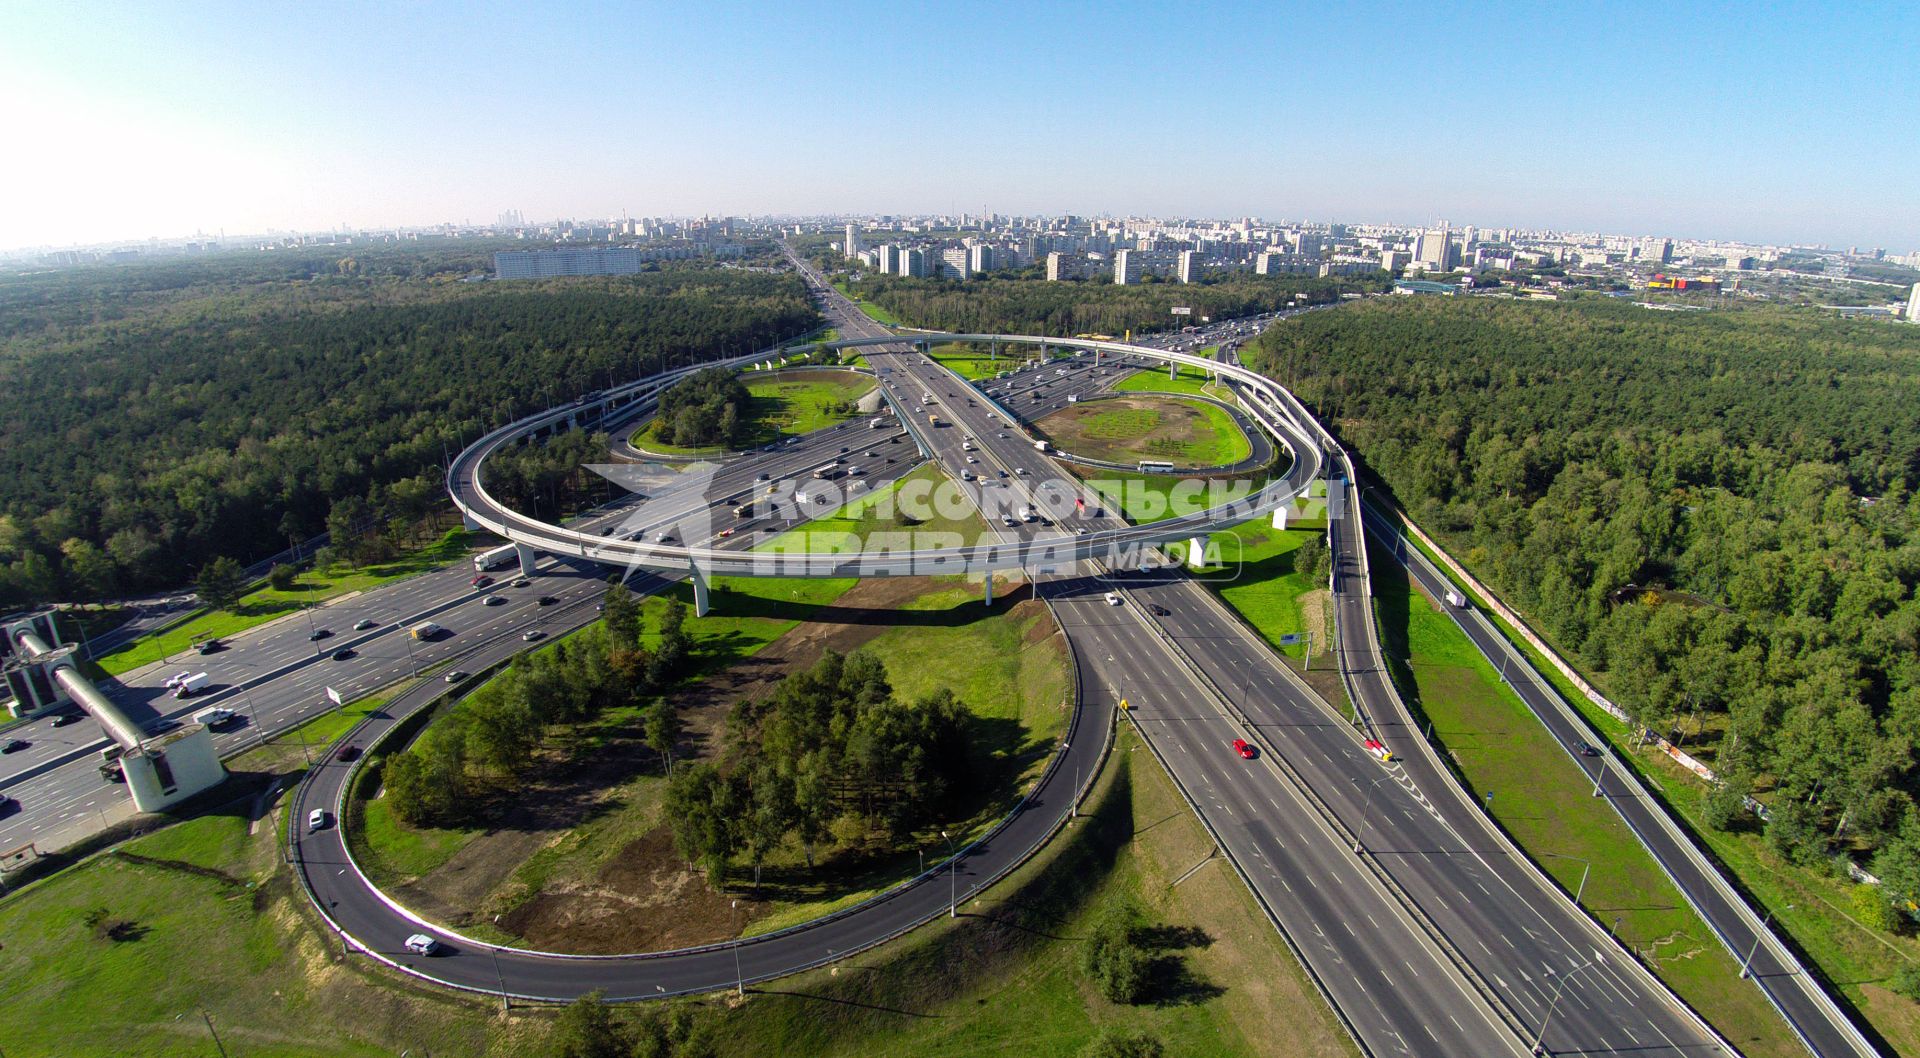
4;1;1917;254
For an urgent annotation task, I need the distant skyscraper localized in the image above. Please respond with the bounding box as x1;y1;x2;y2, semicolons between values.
1113;250;1139;285
901;247;931;278
940;247;970;279
1046;252;1077;281
1416;226;1457;269
844;223;862;259
1907;282;1920;323
968;244;993;274
1177;249;1203;284
877;244;898;274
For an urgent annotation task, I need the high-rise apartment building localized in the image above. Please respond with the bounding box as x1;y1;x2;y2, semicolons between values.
1907;282;1920;323
877;244;898;274
844;223;862;259
968;244;994;274
1177;249;1203;284
1113;249;1139;285
901;247;931;278
1046;252;1079;281
1415;226;1457;269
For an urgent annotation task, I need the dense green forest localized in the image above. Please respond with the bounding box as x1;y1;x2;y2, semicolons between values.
668;648;974;883
0;253;816;602
1248;298;1920;905
847;272;1388;337
652;367;753;448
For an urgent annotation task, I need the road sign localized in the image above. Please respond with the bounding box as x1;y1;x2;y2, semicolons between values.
1170;306;1192;315
325;686;343;706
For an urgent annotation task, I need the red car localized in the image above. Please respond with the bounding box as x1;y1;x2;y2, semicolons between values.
470;575;492;588
1232;738;1257;760
1364;739;1394;762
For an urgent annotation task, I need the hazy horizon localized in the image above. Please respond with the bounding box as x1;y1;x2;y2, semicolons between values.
4;1;1916;254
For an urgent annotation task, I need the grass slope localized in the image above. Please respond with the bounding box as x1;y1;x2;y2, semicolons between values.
1366;537;1804;1058
1112;365;1233;400
635;370;876;455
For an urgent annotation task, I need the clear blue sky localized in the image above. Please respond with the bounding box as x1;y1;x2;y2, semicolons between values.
3;0;1915;250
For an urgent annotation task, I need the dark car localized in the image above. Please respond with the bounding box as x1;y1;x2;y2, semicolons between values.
443;670;469;684
1;738;27;754
196;638;223;655
1576;741;1602;757
537;595;558;606
1149;604;1171;616
51;711;81;727
335;744;361;762
354;618;378;631
308;628;331;641
331;648;355;661
522;629;545;642
0;793;16;816
471;574;492;588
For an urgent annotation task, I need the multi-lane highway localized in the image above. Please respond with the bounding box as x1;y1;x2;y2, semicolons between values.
9;250;1854;1057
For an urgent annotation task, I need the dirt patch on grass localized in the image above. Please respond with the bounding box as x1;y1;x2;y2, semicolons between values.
500;824;755;953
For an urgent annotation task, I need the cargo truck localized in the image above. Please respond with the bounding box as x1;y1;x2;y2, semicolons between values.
410;621;445;640
193;706;236;727
171;672;211;698
473;544;518;572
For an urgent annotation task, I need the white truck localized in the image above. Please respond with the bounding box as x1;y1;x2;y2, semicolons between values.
473;544;518;573
1018;505;1036;522
192;706;236;728
1033;439;1050;452
410;621;445;640
1444;589;1468;609
171;672;211;698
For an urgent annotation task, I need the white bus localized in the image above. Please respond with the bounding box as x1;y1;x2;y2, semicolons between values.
1137;460;1175;474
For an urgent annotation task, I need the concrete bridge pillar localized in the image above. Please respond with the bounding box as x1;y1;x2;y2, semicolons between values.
512;541;539;578
1187;535;1209;569
1272;506;1288;531
1169;360;1180;380
689;563;711;617
983;572;994;607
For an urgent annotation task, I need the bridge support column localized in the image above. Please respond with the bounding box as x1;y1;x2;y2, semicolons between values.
689;563;711;617
462;513;483;532
1188;535;1209;570
1272;506;1288;531
513;541;539;577
982;572;994;607
1169;360;1179;380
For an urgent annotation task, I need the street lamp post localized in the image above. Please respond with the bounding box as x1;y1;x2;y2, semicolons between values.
940;829;958;918
1740;904;1793;979
1353;775;1391;855
1528;956;1595;1056
1545;853;1592;905
175;1010;229;1058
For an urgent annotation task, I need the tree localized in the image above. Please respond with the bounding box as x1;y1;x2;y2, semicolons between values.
644;699;683;775
602;577;640;645
1080;1029;1166;1058
60;538;117;598
267;563;299;592
326;495;374;563
648;598;692;686
194;556;247;613
1765;797;1826;867
545;990;626;1058
1292;533;1329;585
665;763;737;882
1083;899;1152;1004
1700;769;1753;831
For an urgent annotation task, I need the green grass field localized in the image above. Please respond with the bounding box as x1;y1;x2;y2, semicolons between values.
635;370;876;455
1112;365;1233;401
1366;537;1805;1058
1037;395;1251;468
1201;517;1329;662
925;342;1021;381
92;530;475;676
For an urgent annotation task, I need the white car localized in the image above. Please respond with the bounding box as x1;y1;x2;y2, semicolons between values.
404;933;440;956
307;809;328;832
1104;592;1122;606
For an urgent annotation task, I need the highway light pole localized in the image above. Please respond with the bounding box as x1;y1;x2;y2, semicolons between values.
1544;853;1592;905
1528;955;1595;1056
175;1009;229;1058
940;829;957;917
1739;903;1792;979
1353;775;1392;855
